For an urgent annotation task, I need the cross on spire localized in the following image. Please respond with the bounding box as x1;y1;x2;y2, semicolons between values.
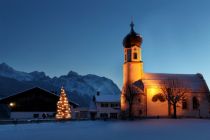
130;17;134;32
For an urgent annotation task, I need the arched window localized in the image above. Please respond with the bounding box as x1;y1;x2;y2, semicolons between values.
133;52;138;59
192;96;199;110
182;99;187;110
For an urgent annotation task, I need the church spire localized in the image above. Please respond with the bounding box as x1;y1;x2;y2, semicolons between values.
130;17;134;33
123;19;142;48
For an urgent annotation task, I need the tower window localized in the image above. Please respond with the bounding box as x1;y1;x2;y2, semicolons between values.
127;49;131;62
133;53;137;59
125;54;127;61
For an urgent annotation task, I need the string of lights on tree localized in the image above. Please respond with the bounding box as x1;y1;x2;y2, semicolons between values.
56;86;71;120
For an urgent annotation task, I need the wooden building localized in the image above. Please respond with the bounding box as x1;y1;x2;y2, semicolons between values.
0;87;79;119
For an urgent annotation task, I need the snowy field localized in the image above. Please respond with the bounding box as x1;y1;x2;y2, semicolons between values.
0;119;210;140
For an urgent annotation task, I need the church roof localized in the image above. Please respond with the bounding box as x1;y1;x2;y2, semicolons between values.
142;73;209;93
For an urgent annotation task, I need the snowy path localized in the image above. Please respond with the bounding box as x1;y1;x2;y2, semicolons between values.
0;119;210;140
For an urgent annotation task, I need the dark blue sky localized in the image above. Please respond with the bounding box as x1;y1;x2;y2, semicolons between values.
1;0;210;88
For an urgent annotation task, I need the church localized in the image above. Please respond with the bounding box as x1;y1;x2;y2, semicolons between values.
120;22;210;118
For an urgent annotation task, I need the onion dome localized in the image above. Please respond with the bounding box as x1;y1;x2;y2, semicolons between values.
123;21;143;48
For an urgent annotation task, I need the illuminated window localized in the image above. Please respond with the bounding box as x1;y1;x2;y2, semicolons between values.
133;52;137;59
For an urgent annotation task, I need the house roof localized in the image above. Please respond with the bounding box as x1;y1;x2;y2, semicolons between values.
142;73;209;93
95;95;120;103
0;87;79;107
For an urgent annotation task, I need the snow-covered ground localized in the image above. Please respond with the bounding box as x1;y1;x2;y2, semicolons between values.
0;119;210;140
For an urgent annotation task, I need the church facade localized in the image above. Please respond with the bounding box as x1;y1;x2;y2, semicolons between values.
121;22;210;118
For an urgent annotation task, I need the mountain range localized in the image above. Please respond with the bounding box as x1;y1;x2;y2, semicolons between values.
0;63;121;106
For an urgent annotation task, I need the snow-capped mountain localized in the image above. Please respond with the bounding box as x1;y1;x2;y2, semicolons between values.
0;63;33;81
0;63;121;106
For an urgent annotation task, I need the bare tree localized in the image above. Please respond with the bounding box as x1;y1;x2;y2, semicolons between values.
122;84;144;119
160;79;190;118
124;84;135;119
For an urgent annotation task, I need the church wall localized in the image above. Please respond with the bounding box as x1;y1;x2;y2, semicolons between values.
132;94;146;117
176;93;209;118
146;87;210;118
146;87;168;117
121;91;146;117
199;93;209;117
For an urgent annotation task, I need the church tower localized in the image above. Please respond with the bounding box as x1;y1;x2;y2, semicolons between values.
121;21;145;118
122;21;143;86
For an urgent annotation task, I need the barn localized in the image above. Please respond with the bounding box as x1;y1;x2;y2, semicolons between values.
0;87;79;119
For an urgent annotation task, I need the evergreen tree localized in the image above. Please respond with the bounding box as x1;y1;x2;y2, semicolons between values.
56;87;71;120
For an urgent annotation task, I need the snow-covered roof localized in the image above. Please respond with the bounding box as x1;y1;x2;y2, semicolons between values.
143;73;201;80
95;95;120;103
0;86;58;101
142;73;209;93
0;87;79;107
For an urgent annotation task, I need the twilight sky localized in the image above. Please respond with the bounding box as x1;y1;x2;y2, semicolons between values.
0;0;210;88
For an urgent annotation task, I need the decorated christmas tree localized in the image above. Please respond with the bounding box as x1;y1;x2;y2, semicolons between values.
56;86;71;120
